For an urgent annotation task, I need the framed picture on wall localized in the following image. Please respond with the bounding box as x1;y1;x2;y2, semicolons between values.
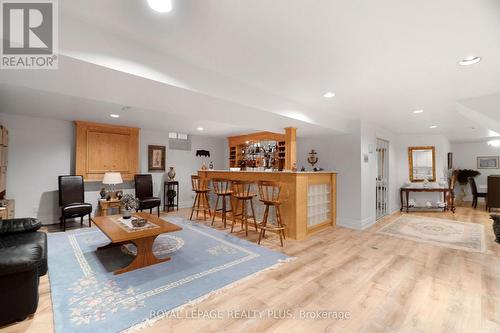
148;145;166;171
477;156;499;169
447;152;453;170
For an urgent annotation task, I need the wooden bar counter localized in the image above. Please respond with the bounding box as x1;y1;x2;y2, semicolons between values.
198;170;337;240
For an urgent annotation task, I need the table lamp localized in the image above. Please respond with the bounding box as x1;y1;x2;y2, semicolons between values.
102;172;123;198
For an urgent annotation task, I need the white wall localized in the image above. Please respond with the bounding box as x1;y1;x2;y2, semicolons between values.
451;141;500;200
0;113;226;224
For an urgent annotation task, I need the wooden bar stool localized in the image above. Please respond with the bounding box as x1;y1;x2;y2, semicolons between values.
190;175;212;221
230;180;258;236
257;180;286;247
211;178;233;228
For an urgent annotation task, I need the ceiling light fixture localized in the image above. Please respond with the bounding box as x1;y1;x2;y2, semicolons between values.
413;110;424;114
147;0;173;13
197;127;204;131
429;125;438;129
323;92;335;98
488;140;500;147
458;56;481;66
110;114;120;118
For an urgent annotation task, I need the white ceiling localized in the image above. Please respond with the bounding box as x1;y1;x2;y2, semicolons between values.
0;0;499;141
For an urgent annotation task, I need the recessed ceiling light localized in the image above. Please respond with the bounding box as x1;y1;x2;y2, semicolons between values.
458;56;481;66
413;110;424;114
110;114;120;118
323;92;335;98
429;125;438;129
197;127;204;131
147;0;173;13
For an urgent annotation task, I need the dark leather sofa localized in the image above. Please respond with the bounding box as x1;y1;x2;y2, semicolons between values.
0;218;47;326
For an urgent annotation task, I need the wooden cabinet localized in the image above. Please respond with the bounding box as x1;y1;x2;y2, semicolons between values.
75;121;139;182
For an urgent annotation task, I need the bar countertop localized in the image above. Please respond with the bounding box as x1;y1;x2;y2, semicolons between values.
201;169;338;174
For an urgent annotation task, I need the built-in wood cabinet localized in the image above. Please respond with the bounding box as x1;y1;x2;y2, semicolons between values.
227;127;296;170
75;121;139;182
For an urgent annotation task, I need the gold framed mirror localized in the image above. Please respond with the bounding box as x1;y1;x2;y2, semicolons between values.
408;146;436;182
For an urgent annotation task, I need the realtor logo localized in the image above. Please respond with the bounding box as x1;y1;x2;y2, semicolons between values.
1;0;58;69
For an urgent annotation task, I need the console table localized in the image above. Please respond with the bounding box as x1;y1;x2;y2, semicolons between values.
164;181;179;212
400;187;455;213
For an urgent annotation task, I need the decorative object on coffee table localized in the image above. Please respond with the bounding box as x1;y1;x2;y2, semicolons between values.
148;145;166;171
167;166;176;180
491;215;500;243
131;218;147;228
121;194;139;219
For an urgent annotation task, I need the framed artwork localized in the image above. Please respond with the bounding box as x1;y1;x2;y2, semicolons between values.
447;152;453;170
477;156;499;169
148;145;166;171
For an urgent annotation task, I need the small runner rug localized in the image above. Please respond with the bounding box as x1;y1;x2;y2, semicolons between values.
377;215;485;253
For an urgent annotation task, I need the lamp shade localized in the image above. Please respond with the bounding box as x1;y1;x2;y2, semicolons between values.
102;172;123;185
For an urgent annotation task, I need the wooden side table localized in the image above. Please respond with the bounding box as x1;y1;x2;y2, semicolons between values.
99;198;122;216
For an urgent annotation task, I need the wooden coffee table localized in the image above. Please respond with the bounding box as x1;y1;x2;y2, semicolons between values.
92;212;182;275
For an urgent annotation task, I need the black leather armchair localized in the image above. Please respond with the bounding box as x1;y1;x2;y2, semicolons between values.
135;174;161;217
58;175;93;231
0;218;47;326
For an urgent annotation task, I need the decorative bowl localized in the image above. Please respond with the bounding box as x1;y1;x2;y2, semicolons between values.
131;218;147;227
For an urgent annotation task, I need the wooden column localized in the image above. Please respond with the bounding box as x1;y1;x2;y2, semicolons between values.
284;127;297;170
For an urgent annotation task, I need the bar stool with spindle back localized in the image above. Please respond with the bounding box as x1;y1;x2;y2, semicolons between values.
211;178;233;228
190;175;212;221
257;180;286;247
230;180;258;236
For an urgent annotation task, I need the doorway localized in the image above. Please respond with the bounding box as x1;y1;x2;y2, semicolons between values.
376;138;390;220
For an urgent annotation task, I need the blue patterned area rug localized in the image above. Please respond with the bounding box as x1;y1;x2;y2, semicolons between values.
47;217;290;333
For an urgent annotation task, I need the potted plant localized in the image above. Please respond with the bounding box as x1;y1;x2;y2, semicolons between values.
454;169;481;203
120;194;139;219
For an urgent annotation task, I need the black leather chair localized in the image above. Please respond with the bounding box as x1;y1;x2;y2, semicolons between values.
469;177;486;209
58;175;93;231
0;218;47;326
135;174;161;217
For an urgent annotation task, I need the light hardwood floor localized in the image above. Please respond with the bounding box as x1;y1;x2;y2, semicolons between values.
2;204;499;333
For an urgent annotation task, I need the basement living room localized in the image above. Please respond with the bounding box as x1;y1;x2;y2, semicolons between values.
1;1;500;333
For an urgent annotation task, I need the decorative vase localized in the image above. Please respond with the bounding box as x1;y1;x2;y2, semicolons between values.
123;208;132;219
99;187;107;199
167;167;176;181
491;215;500;243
